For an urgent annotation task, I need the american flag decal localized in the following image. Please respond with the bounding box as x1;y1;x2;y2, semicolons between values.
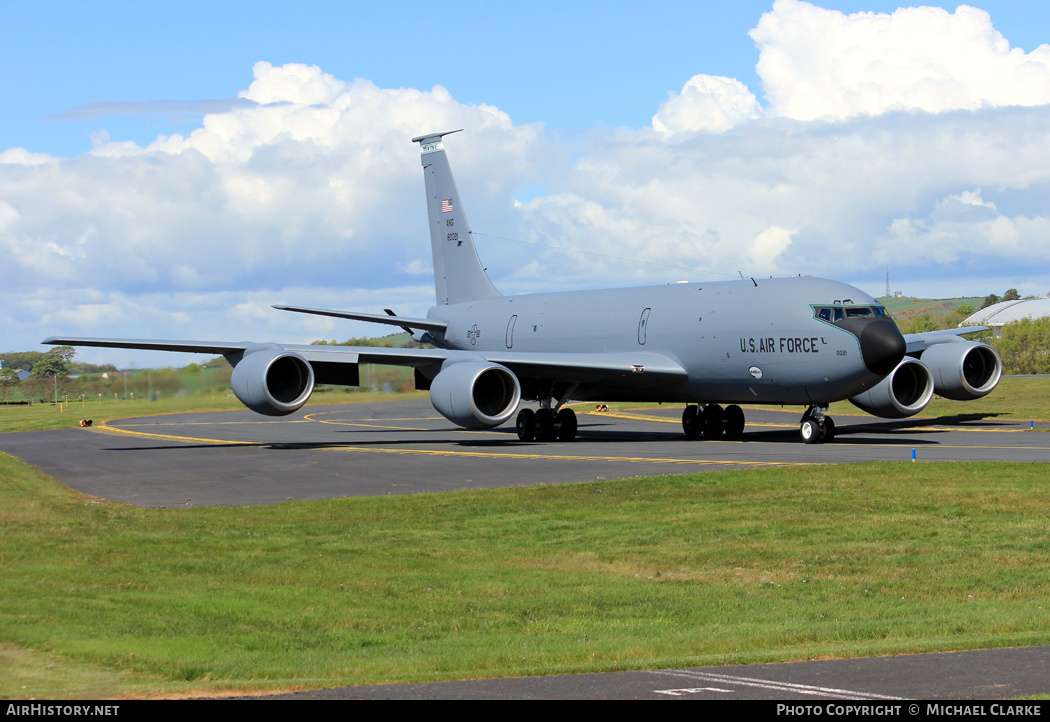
441;199;453;213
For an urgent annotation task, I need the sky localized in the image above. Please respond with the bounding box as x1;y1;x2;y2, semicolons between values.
3;0;1050;367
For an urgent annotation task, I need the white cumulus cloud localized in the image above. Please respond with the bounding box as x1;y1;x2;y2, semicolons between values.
652;75;763;134
753;0;1050;121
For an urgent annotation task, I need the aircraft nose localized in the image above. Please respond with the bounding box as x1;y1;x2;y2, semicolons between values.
852;317;906;376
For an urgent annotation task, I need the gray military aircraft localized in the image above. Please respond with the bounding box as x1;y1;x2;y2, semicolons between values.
45;130;1003;443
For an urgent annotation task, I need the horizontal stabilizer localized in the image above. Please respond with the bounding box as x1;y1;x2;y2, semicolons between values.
273;305;448;334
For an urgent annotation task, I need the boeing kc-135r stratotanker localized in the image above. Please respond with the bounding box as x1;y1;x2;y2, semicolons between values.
46;130;1003;444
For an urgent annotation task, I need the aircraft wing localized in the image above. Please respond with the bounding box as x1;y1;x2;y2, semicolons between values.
41;336;449;371
42;337;687;384
300;345;687;383
481;350;686;383
903;326;990;355
42;337;256;355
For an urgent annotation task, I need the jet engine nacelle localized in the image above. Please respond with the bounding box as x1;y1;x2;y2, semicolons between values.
429;360;521;429
849;356;934;419
230;347;315;416
918;339;1002;401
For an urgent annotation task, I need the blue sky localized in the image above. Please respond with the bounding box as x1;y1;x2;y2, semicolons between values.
3;1;1050;366
7;1;1046;155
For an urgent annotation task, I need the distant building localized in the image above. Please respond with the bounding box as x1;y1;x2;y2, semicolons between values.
961;298;1050;336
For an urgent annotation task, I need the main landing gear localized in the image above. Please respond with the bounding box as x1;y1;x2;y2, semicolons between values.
799;406;835;444
516;406;578;442
681;404;746;440
516;384;580;442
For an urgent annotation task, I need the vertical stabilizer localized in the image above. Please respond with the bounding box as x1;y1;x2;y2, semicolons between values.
412;130;502;306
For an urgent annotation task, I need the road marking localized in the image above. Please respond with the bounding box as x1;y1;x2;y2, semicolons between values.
114;420;313;426
304;413;500;435
311;419;430;432
650;669;905;700
653;686;734;696
320;445;806;466
95;418;810;466
93;421;257;445
95;409;1050;459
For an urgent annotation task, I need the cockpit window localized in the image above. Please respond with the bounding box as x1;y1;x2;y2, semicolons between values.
814;304;888;322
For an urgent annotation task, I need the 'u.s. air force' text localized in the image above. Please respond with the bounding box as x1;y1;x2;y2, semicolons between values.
740;337;826;353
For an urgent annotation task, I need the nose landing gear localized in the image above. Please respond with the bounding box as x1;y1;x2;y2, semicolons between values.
800;406;835;444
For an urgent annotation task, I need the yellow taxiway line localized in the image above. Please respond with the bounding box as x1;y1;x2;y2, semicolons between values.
316;445;806;466
93;417;810;466
92;420;258;445
93;407;1049;459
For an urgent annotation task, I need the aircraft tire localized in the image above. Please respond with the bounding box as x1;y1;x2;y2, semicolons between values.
800;417;821;444
702;404;724;439
516;408;536;442
556;408;578;441
535;408;556;442
682;405;702;439
823;416;835;442
724;405;745;439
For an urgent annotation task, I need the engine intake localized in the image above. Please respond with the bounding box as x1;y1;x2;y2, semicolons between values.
918;340;1002;401
231;348;315;416
429;361;521;429
849;356;934;419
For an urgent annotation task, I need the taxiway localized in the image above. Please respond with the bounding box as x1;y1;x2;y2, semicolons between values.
1;399;1046;508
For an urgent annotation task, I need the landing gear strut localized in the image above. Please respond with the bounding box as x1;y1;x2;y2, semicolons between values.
800;406;835;444
682;403;746;440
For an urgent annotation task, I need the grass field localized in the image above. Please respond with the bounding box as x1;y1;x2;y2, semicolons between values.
879;296;984;318
1;452;1048;699
2;377;1049;698
0;389;429;435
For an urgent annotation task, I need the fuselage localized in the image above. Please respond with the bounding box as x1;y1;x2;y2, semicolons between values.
428;276;901;406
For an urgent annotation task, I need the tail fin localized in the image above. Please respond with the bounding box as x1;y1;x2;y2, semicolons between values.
413;130;501;306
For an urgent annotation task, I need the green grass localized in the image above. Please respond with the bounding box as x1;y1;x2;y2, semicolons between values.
2;454;1048;699
879;296;984;317
0;389;429;435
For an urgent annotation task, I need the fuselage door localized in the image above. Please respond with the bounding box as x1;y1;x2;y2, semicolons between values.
506;315;517;349
638;308;651;345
